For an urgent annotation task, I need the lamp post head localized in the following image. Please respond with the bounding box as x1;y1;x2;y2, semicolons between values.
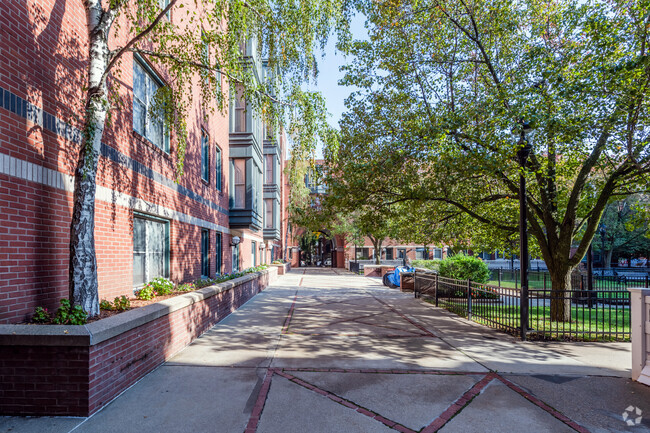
513;120;534;167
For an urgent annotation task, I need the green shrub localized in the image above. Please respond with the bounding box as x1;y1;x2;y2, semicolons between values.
99;299;114;311
411;260;441;272
437;253;490;283
32;306;51;323
136;284;156;300
149;277;174;295
113;296;130;311
53;299;88;325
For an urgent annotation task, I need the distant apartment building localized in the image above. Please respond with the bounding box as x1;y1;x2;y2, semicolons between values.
0;0;287;324
287;161;448;268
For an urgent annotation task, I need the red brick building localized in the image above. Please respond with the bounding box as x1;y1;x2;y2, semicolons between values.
0;0;288;324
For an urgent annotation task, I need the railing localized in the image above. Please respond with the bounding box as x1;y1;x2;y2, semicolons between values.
489;268;650;292
414;271;631;341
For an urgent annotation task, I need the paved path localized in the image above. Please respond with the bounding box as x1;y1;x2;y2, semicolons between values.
2;268;650;433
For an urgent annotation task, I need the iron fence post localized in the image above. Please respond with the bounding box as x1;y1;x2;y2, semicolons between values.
435;274;439;307
515;269;519;290
467;279;472;321
498;269;501;288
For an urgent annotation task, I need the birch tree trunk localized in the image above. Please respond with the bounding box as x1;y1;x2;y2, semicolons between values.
69;2;113;316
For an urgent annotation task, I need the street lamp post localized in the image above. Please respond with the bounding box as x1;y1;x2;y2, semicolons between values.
599;224;607;275
514;121;533;341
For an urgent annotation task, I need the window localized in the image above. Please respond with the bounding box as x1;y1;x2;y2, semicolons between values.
251;167;258;213
265;199;273;229
234;87;246;132
434;248;443;259
265;154;274;184
234;159;246;208
133;215;169;287
397;248;406;259
159;0;170;16
356;248;370;260
215;60;222;101
133;58;169;151
385;247;394;260
201;229;210;277
215;146;222;191
233;244;240;272
201;131;209;182
252;241;257;267
416;248;427;260
215;232;222;274
265;121;273;139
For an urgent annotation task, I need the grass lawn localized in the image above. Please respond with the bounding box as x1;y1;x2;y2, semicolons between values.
431;299;630;341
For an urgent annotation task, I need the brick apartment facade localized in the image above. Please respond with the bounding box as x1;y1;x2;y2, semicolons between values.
0;0;288;324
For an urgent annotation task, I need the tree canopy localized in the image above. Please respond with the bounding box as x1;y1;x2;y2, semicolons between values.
324;0;650;320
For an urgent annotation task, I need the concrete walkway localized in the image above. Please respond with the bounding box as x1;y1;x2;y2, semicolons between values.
2;268;649;433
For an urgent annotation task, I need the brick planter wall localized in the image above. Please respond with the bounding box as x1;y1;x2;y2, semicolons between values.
271;263;291;275
0;267;278;416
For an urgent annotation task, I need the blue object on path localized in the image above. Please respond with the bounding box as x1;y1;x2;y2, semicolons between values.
383;266;414;288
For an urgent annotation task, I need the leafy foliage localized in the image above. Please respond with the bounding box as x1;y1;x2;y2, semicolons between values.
70;0;353;315
194;265;270;288
149;277;175;296
326;0;650;321
99;299;114;311
438;253;491;284
411;260;441;272
53;299;88;325
113;296;131;311
136;284;156;300
32;307;51;324
177;282;196;292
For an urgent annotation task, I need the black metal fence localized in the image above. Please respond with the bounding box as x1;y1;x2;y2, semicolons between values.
490;268;650;292
415;271;631;341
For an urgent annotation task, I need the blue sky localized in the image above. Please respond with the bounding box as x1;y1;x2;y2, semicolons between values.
302;15;367;158
311;15;368;130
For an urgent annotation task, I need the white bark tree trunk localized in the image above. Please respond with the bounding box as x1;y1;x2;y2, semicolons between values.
69;2;113;316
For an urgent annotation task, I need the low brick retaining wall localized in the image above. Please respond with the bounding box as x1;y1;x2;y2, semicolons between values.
0;267;279;416
271;262;291;275
363;265;395;277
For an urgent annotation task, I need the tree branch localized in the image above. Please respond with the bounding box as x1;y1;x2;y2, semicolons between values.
102;0;178;83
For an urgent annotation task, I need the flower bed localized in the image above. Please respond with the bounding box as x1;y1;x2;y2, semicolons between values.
0;267;279;416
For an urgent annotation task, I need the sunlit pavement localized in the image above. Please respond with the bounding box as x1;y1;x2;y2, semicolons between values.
2;268;649;433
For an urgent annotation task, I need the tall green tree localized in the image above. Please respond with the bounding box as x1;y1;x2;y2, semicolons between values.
70;0;349;315
595;195;650;267
331;0;650;321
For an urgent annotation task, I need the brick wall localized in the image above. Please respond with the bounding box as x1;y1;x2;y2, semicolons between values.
0;0;237;324
0;267;277;416
0;345;89;416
